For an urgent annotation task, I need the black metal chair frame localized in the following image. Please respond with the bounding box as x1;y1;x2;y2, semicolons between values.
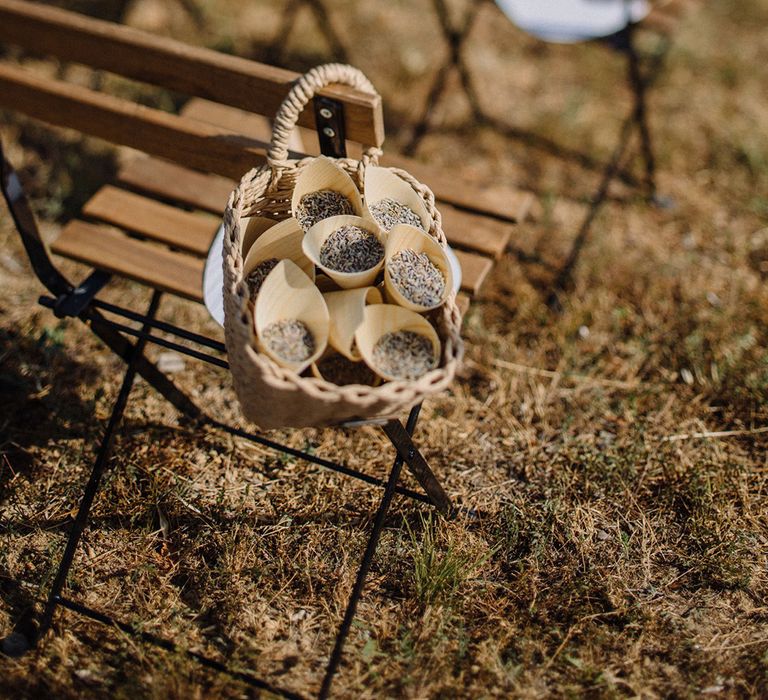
0;131;455;699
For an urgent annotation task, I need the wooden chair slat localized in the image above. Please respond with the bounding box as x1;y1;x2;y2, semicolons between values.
117;158;234;215
64;180;491;298
51;220;204;301
180;98;533;223
115;156;508;273
0;63;276;180
439;202;511;259
83;186;219;257
453;250;494;295
0;0;383;147
382;154;534;224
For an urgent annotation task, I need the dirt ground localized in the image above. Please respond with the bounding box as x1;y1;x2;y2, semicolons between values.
1;0;767;698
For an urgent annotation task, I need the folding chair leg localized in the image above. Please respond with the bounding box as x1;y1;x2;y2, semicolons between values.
382;419;452;516
625;26;658;200
318;405;421;699
35;291;163;641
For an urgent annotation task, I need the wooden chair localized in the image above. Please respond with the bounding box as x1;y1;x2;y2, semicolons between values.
0;1;531;696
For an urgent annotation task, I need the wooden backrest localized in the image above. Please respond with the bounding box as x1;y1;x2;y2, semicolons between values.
0;0;383;177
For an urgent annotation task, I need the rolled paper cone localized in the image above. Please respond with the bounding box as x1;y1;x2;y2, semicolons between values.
363;165;430;232
242;216;279;257
323;286;383;360
254;259;329;374
354;303;441;383
243;217;315;283
302;215;385;290
383;223;453;312
291;156;364;229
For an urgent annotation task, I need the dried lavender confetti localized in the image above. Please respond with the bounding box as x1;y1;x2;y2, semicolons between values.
295;189;353;231
387;249;445;307
316;353;378;386
245;258;279;303
262;319;315;362
368;198;425;232
372;330;436;380
319;225;384;273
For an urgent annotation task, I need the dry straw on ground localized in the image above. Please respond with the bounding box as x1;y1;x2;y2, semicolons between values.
1;1;768;698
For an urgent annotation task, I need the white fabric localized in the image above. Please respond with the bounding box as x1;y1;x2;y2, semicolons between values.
204;224;226;326
495;0;650;43
203;223;464;327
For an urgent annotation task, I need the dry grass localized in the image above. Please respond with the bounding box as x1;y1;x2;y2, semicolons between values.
2;0;768;697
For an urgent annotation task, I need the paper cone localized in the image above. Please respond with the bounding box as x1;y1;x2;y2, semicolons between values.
354;304;441;382
383;224;453;312
242;216;279;257
254;260;329;374
302;215;385;289
363;166;430;232
291;156;364;231
323;286;383;360
243;217;315;286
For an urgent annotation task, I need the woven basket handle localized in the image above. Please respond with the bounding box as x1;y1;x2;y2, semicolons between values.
267;63;381;167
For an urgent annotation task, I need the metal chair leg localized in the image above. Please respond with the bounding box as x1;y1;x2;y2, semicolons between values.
35;291;163;641
382;418;452;516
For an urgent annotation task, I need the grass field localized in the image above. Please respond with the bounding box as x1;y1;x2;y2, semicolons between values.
1;0;767;697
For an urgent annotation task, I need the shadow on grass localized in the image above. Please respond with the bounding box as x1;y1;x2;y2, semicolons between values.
0;324;105;503
0;325;104;441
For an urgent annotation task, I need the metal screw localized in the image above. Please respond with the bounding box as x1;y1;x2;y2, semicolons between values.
323;126;336;138
319;107;333;119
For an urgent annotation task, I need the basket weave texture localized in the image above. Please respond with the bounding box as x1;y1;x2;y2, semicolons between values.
222;64;464;428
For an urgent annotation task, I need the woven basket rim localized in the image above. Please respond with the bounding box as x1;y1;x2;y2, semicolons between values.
222;154;464;416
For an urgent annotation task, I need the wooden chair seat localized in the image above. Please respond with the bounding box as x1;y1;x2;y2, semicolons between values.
49;101;534;313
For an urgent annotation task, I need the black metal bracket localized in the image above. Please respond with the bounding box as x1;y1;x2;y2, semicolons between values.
49;269;112;318
314;96;347;158
382;419;453;516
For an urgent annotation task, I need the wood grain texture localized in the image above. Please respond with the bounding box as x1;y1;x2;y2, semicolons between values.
181;99;314;153
439;202;511;259
0;63;273;179
115;156;495;295
454;250;494;295
83;186;219;256
180;98;533;223
51;220;204;301
116;155;510;267
0;0;383;146
383;153;534;224
118;158;235;214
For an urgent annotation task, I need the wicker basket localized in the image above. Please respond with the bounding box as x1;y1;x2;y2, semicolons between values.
222;63;463;429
